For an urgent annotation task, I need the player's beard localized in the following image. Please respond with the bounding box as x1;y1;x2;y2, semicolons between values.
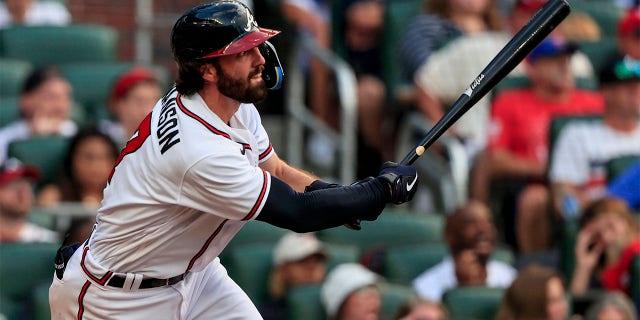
216;65;267;104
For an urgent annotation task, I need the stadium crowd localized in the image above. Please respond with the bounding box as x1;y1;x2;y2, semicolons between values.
0;0;638;319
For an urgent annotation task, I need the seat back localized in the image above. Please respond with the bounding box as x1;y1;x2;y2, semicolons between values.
317;211;444;254
571;1;623;38
605;155;639;182
0;58;31;96
0;242;59;303
0;96;20;127
578;38;618;76
382;0;423;102
383;242;448;285
442;286;505;320
631;255;640;311
1;25;117;66
7;136;71;187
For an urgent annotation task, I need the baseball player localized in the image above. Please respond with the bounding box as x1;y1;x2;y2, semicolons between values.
48;1;418;319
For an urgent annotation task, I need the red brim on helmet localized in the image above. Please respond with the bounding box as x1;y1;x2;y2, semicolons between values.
200;27;281;59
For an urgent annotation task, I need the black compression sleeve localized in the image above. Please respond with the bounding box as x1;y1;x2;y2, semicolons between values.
256;176;389;232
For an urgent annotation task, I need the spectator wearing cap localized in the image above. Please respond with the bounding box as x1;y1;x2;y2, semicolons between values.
618;7;640;60
99;67;162;147
259;232;329;320
549;54;640;217
0;158;59;243
471;35;604;254
0;66;76;163
321;263;382;320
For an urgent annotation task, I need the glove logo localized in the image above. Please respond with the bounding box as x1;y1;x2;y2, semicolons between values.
406;174;418;191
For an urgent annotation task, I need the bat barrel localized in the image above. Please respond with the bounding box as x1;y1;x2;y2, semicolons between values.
400;0;571;166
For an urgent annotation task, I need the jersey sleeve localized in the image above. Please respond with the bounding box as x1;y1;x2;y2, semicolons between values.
239;104;274;163
549;125;589;184
178;152;271;221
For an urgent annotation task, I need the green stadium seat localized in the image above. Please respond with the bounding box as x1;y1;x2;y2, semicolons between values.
317;211;444;254
0;96;20;127
32;282;51;320
0;25;117;67
442;286;505;320
287;284;325;320
59;63;170;125
571;1;624;38
0;58;31;96
382;0;423;104
578;38;618;76
380;283;417;320
605;155;639;182
383;242;448;285
7;136;71;187
0;242;59;318
226;221;290;249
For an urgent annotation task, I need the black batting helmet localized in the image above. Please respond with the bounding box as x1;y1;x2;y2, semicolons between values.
171;0;280;63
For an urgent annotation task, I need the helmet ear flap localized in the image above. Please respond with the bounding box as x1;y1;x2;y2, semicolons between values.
259;41;284;90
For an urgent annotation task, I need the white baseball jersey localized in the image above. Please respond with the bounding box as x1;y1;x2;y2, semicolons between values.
550;121;640;200
50;86;272;319
90;86;274;278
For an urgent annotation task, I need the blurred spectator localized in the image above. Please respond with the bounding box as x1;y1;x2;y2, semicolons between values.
471;36;604;254
617;7;640;60
584;292;638;320
99;67;163;147
321;263;382;320
0;0;70;28
0;66;76;163
496;264;569;320
412;200;516;302
260;232;329;320
288;0;389;177
399;0;503;82
570;197;640;296
393;298;449;320
0;158;58;243
414;0;596;164
549;55;640;217
608;159;640;211
37;127;119;210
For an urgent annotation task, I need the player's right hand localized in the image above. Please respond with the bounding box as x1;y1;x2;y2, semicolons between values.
377;161;418;204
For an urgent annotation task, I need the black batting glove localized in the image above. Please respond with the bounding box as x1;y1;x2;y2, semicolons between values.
377;161;418;204
304;180;340;192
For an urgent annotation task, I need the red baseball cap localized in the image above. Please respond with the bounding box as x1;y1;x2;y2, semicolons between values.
618;8;640;37
0;159;40;186
110;67;159;101
514;0;547;12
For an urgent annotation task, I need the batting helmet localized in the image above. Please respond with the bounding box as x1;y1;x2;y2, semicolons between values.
171;0;280;63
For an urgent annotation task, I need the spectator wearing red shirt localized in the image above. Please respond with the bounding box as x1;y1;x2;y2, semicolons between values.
471;36;604;254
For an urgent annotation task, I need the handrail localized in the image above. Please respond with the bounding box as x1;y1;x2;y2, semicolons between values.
286;35;358;185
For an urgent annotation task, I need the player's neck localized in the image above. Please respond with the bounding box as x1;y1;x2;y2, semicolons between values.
198;88;241;124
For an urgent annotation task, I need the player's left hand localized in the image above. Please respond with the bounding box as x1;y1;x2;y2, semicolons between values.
377;161;418;204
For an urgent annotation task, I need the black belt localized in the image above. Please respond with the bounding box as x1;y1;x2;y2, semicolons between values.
107;273;186;289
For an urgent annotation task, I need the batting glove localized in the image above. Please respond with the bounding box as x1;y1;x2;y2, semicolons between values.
377;161;418;204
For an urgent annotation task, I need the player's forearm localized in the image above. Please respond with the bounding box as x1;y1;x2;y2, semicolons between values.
256;176;388;232
261;154;317;192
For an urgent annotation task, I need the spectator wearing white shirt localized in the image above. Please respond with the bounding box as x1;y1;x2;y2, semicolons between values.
0;0;70;28
549;54;640;216
412;200;516;302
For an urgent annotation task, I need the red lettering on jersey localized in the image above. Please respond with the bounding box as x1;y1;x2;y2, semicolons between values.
108;113;152;184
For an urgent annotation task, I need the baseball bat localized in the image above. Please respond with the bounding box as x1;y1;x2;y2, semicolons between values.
399;0;571;166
